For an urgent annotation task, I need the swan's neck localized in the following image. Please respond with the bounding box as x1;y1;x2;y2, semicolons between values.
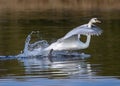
84;35;91;46
88;21;93;28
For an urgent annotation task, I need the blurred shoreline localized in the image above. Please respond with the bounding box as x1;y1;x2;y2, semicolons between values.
0;0;119;12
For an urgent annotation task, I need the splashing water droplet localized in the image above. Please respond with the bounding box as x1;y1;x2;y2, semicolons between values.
19;31;49;57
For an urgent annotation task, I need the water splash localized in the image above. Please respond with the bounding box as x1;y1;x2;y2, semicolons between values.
18;31;49;57
16;31;90;59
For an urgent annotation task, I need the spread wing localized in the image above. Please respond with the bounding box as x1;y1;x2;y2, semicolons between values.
58;24;103;41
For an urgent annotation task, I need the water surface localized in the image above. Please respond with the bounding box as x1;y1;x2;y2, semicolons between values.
0;0;120;86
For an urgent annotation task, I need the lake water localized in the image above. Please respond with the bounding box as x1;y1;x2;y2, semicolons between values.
0;0;120;86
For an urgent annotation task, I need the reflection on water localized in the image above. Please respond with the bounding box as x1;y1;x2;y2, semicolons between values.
18;56;92;79
0;55;92;79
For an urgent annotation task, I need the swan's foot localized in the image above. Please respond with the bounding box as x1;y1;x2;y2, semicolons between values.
48;49;53;62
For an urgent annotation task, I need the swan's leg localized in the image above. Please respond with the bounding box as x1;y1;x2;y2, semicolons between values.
48;49;53;62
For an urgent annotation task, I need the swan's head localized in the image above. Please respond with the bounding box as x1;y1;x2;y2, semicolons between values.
84;18;102;35
89;18;101;24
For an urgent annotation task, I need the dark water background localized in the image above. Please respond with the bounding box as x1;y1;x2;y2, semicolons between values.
0;0;120;86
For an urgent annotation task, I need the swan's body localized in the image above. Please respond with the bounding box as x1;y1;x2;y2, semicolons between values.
45;35;91;51
44;18;102;52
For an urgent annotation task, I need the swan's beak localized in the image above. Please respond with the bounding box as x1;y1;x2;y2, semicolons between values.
96;20;101;23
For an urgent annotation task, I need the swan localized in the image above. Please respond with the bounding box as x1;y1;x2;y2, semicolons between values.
21;18;102;57
44;18;102;53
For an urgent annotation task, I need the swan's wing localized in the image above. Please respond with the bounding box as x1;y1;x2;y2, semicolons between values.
60;35;78;43
74;24;103;36
57;35;83;45
58;24;103;41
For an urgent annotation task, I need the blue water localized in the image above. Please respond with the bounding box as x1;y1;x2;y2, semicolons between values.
0;78;120;86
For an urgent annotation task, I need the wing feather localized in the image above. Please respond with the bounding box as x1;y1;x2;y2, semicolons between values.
58;24;102;41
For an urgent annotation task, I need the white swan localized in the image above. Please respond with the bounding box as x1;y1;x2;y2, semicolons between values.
44;18;102;52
